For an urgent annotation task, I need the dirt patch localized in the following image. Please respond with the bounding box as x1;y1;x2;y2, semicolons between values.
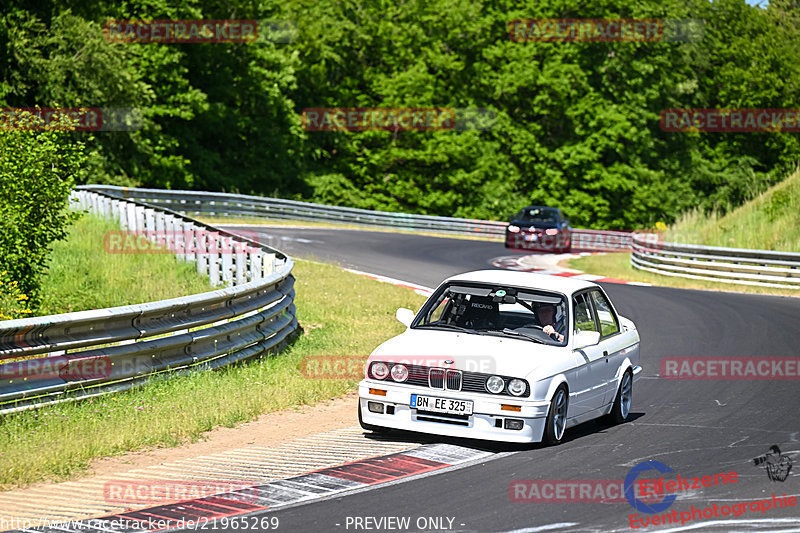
88;392;360;477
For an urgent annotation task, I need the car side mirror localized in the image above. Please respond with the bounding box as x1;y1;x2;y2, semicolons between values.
573;330;600;350
396;308;415;328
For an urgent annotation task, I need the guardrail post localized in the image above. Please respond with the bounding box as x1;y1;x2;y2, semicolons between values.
175;218;185;259
234;241;247;285
126;203;137;232
135;205;145;233
208;231;221;286
164;214;176;254
155;210;166;236
144;208;156;236
102;196;111;219
115;200;127;230
196;229;209;276
221;235;233;285
249;248;263;280
184;221;196;263
263;253;276;275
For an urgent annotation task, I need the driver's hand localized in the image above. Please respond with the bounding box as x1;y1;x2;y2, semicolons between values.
543;325;564;342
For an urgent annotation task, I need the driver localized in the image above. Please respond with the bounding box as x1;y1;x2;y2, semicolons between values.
535;303;565;342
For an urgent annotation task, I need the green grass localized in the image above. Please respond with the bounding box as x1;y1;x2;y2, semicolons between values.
36;215;214;316
567;253;799;297
665;168;800;252
0;259;426;489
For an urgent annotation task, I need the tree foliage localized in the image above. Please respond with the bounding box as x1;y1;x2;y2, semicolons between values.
0;113;86;303
0;0;798;234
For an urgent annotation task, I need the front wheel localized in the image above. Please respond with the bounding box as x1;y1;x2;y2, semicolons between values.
543;385;568;445
607;369;633;425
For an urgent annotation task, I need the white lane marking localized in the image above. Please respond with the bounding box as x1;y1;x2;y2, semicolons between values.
503;524;580;533
344;268;435;295
620;518;800;533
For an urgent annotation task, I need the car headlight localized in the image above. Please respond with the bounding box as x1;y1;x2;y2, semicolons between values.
545;228;559;235
486;375;505;394
508;225;520;233
508;379;526;396
371;362;389;380
390;364;408;382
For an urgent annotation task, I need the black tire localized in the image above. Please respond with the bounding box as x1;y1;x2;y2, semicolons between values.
358;402;386;433
543;385;568;446
607;369;633;425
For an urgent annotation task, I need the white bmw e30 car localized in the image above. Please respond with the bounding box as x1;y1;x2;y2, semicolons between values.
358;270;642;444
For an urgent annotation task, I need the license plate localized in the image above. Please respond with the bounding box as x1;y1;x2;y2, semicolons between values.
525;234;538;241
410;394;473;415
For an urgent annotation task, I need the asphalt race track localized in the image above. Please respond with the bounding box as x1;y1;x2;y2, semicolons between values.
219;226;800;533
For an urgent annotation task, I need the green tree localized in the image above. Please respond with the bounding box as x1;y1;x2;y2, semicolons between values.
0;112;86;303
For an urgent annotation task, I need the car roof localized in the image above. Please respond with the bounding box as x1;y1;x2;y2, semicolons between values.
443;269;598;295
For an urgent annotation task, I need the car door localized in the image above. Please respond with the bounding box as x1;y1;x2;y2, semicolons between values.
588;289;627;406
570;292;609;417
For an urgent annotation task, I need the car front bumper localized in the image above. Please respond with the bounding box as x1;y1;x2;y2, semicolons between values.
358;380;552;443
504;231;572;252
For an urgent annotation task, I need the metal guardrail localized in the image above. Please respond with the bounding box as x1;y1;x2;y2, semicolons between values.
77;185;641;252
0;190;299;412
631;234;800;289
79;185;510;238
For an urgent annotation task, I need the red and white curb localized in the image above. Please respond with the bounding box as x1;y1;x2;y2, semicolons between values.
14;444;494;533
344;269;434;296
345;260;651;294
491;254;652;287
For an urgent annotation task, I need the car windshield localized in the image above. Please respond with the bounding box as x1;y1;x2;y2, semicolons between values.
414;283;568;346
515;207;559;224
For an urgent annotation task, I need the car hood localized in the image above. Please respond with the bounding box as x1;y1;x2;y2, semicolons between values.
368;329;566;379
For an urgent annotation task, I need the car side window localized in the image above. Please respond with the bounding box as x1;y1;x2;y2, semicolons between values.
573;293;599;333
589;290;620;337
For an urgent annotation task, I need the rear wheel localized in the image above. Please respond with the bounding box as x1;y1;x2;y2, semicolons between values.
543;385;568;445
608;369;633;425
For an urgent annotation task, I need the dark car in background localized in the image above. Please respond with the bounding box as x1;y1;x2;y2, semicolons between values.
505;206;572;253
